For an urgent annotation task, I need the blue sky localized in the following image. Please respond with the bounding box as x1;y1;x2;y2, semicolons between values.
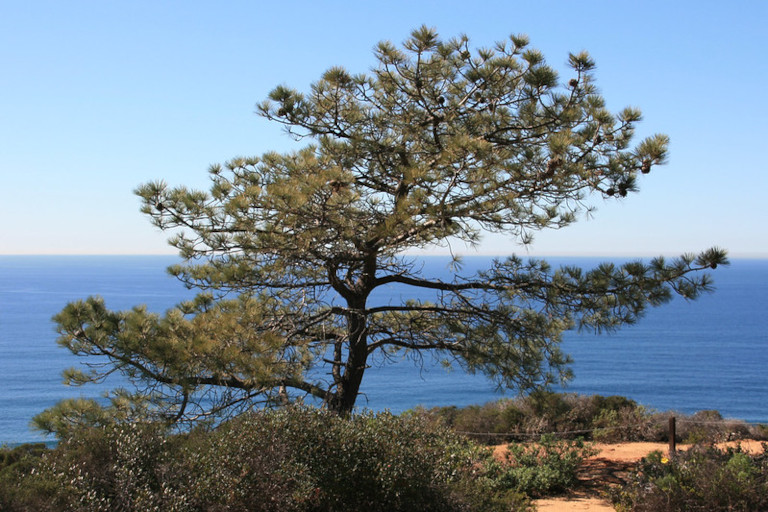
1;1;766;257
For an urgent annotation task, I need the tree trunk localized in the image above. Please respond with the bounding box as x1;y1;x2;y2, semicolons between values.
327;305;368;415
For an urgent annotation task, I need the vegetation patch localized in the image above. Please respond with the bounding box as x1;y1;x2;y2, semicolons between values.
412;392;768;444
612;444;768;511
5;395;767;510
489;434;597;497
1;408;534;512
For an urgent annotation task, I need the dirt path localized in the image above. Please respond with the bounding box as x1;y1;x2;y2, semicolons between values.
533;444;649;512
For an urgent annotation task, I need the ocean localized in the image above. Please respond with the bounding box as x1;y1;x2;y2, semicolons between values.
1;255;766;445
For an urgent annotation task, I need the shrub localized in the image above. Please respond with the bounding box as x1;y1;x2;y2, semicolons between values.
675;410;753;444
0;443;54;512
592;406;667;442
172;418;310;512
612;443;768;511
0;443;48;470
225;407;526;511
411;394;768;445
490;434;597;497
0;409;531;511
418;401;525;443
413;392;653;442
752;423;768;441
0;423;190;512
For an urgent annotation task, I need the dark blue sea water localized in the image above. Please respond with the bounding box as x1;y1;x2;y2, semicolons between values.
1;255;766;445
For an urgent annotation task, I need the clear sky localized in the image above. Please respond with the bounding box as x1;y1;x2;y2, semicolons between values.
2;1;766;257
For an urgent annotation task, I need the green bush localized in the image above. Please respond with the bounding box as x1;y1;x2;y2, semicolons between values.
413;401;524;443
14;397;765;511
591;406;667;442
410;393;768;445
220;407;527;512
0;443;48;470
0;424;183;511
675;410;753;444
23;423;186;512
754;423;768;440
490;434;597;497
0;408;531;512
0;443;53;512
414;392;650;442
612;443;768;511
171;417;310;512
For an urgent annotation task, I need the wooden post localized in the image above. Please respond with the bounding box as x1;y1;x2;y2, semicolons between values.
668;416;677;456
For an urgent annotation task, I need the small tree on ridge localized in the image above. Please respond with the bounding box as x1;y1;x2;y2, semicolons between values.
37;27;726;432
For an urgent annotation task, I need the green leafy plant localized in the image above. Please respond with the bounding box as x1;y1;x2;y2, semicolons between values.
591;405;666;442
1;409;532;511
0;443;54;512
225;407;526;512
412;394;768;444
0;423;189;512
414;392;655;442
491;434;597;497
612;444;768;511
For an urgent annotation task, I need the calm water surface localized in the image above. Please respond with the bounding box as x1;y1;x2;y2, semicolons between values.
1;256;766;445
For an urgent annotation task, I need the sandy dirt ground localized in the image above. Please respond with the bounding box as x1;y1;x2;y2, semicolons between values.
492;440;765;512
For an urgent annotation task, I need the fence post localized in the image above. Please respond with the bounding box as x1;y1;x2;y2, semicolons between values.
668;416;677;456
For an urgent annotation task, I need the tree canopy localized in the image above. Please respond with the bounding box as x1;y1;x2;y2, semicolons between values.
36;27;727;433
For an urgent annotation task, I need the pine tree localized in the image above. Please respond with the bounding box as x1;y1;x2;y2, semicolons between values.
36;27;726;432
